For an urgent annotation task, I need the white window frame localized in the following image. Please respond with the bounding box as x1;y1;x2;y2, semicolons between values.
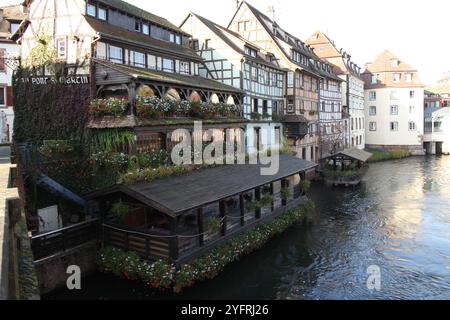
56;37;67;60
87;3;96;17
98;7;107;21
390;105;398;115
371;75;377;84
132;51;145;68
390;121;399;132
287;72;294;88
369;91;376;101
369;106;376;116
142;23;150;35
108;45;123;63
409;121;416;131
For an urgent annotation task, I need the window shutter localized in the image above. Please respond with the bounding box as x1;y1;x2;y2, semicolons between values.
6;86;13;106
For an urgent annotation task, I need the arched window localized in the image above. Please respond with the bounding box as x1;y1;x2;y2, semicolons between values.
165;88;181;101
226;95;236;105
210;93;220;104
189;91;202;102
136;85;156;98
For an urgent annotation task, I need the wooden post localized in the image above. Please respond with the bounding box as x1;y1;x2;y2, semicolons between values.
169;217;179;262
270;182;275;211
219;200;227;236
239;194;245;226
255;187;261;219
197;207;204;247
281;179;287;206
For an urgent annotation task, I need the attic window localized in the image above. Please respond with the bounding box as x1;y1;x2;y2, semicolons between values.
245;46;257;58
390;59;399;67
87;3;96;17
10;22;20;34
98;7;107;21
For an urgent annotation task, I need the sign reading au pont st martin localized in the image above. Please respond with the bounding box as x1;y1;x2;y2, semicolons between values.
20;75;90;85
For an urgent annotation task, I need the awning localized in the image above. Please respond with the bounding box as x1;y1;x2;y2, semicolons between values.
321;148;373;163
281;115;308;123
86;154;317;215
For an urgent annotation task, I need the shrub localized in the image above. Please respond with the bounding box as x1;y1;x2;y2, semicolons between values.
97;201;316;293
39;140;75;157
299;180;311;193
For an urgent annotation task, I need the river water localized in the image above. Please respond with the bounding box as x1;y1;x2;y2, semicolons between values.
45;156;450;300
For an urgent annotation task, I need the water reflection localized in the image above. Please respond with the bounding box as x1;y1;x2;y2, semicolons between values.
45;157;450;300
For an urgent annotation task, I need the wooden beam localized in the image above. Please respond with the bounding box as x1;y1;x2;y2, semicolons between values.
239;194;245;227
270;182;274;212
219;200;227;236
281;179;287;206
169;217;179;261
255;187;261;219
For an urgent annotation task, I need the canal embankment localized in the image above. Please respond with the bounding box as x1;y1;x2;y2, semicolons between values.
0;148;40;300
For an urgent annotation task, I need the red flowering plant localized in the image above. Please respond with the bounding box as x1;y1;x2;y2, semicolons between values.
136;97;177;119
89;98;129;117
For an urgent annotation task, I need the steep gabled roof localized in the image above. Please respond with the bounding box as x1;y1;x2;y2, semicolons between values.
232;1;319;76
85;17;202;61
362;50;424;88
183;12;281;70
93;0;189;35
365;50;417;73
305;30;362;79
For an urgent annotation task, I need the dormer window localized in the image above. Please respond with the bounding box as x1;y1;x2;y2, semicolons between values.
245;46;257;58
390;59;399;67
405;73;413;82
98;7;107;21
135;21;141;32
87;3;96;17
371;75;377;84
142;23;149;35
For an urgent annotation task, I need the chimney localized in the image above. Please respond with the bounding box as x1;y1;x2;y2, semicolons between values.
365;62;372;70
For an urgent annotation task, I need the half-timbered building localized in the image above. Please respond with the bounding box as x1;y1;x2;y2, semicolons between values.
15;0;246;152
180;12;285;154
228;1;323;163
306;31;365;150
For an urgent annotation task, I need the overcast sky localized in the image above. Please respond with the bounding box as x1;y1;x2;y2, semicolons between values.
2;0;448;85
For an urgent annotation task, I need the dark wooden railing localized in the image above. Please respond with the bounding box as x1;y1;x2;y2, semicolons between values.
31;219;100;261
103;224;171;260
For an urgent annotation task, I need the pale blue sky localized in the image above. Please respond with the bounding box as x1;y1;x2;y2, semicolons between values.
1;0;449;85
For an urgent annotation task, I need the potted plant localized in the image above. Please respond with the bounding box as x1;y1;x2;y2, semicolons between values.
280;187;291;200
299;180;311;194
204;216;221;234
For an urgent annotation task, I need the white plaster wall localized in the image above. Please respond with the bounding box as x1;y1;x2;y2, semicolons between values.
365;87;424;146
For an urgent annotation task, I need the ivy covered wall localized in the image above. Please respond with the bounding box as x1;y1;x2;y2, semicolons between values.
12;67;91;142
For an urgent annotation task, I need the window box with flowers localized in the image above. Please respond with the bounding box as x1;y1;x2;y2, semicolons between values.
89;98;129;117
